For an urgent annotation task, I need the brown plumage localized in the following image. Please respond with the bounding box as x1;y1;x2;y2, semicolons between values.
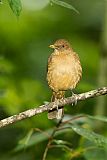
47;39;82;119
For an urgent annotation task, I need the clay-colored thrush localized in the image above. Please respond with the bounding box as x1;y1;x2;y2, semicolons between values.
47;39;82;119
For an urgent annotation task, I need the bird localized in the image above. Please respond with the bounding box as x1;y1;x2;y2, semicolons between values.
47;39;82;119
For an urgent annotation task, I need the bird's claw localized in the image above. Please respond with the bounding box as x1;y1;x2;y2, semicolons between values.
71;92;78;106
53;100;59;111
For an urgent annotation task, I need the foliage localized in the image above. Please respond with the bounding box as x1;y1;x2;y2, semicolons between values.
50;0;79;14
3;0;79;17
8;0;22;17
0;0;107;160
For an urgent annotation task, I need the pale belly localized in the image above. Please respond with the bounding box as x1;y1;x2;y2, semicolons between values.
47;57;81;92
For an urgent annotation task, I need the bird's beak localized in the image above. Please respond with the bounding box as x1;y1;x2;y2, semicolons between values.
49;44;55;49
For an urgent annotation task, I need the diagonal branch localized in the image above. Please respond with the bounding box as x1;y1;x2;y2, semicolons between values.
0;87;107;128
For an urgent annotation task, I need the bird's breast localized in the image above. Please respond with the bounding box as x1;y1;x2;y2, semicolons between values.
47;53;82;92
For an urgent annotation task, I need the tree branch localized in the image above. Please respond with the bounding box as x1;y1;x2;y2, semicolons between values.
0;87;107;128
42;116;64;160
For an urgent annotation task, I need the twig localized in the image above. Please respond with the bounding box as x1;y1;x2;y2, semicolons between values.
42;114;85;159
0;87;107;128
60;115;86;126
34;128;50;138
42;116;64;160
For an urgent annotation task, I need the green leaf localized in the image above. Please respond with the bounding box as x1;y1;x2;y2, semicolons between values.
50;144;72;152
53;139;71;146
19;129;34;146
13;128;71;152
51;0;79;14
13;129;52;152
71;124;107;148
8;0;22;17
87;115;107;123
84;147;107;160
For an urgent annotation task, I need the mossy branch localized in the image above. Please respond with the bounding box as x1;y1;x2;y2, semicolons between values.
0;87;107;128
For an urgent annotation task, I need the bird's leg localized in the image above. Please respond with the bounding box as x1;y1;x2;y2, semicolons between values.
53;98;59;111
54;97;64;119
71;90;78;106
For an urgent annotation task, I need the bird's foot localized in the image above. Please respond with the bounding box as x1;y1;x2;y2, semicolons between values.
71;91;78;106
53;99;59;111
54;98;64;119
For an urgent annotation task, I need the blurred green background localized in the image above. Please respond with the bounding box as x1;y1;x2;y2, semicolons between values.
0;0;107;159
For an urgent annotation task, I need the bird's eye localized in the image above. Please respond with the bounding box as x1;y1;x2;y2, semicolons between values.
62;45;65;48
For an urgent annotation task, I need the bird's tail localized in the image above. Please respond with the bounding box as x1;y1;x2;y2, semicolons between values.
48;91;65;119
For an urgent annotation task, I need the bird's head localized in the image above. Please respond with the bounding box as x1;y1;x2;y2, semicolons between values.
49;39;71;51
